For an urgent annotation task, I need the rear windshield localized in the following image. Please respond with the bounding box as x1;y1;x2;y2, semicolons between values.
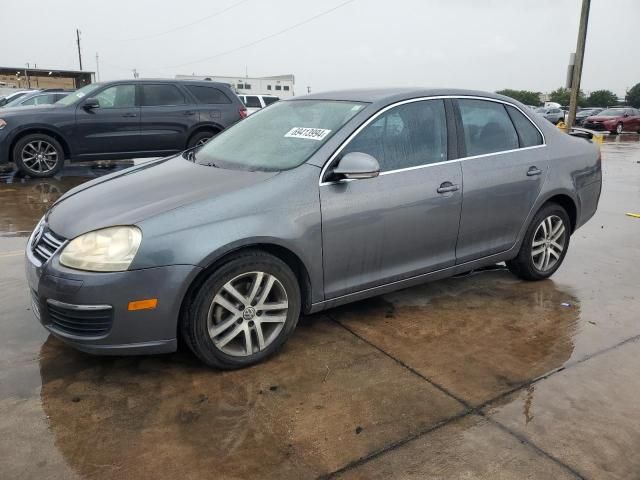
192;100;365;171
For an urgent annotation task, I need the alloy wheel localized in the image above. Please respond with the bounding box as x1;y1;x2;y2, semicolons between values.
21;140;59;174
207;271;289;357
531;215;566;272
616;122;623;134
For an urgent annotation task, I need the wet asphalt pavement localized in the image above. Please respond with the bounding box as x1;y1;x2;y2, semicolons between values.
1;136;639;479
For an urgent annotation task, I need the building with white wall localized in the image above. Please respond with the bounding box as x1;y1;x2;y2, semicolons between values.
175;74;295;98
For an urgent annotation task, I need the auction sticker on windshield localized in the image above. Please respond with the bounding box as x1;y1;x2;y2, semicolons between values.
285;127;331;141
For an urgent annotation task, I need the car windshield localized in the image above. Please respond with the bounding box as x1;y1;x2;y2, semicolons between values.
598;109;624;116
193;100;366;171
55;83;103;106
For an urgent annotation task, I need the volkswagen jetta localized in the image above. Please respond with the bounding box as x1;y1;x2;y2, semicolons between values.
25;88;602;368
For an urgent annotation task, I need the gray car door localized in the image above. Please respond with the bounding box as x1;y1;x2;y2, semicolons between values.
454;98;548;263
320;99;462;299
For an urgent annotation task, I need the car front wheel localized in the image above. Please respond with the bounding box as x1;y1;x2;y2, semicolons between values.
506;203;570;281
181;251;301;369
613;122;623;135
14;134;64;178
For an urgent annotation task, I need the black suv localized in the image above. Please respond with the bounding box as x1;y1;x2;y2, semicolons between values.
0;79;247;177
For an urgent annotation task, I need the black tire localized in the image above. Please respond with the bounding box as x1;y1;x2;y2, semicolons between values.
187;130;217;149
13;133;64;178
506;203;571;281
181;250;301;369
611;122;623;135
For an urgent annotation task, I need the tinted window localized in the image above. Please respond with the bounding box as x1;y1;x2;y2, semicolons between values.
263;96;279;106
185;85;231;104
458;99;519;156
342;100;447;172
505;105;543;147
141;84;185;106
245;96;261;108
94;84;136;108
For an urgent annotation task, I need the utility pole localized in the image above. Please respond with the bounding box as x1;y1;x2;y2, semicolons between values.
95;52;100;81
132;68;139;79
567;0;590;128
76;29;83;70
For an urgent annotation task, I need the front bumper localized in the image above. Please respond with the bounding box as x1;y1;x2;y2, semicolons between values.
25;241;201;355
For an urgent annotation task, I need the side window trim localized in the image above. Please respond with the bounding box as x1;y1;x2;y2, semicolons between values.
320;95;546;185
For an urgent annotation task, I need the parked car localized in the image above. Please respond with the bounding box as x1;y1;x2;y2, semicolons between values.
574;107;604;126
534;106;564;124
0;79;247;177
25;88;601;368
0;90;34;107
2;89;73;108
238;94;280;115
582;107;640;134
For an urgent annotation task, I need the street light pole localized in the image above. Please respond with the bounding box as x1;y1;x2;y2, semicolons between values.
76;29;83;70
567;0;591;128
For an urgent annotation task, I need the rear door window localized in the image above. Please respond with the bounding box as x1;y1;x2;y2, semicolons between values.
185;85;231;104
140;84;186;106
458;99;519;156
505;105;543;147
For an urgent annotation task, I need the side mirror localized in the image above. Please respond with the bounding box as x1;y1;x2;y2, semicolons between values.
332;152;380;180
83;97;100;109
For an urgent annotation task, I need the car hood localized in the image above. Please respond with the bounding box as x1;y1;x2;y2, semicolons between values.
586;115;619;122
47;155;279;239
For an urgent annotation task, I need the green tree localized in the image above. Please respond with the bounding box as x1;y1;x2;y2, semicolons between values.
626;83;640;108
495;89;541;106
549;87;586;107
586;90;618;107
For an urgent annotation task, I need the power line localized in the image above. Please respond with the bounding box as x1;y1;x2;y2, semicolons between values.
123;0;251;41
161;0;357;70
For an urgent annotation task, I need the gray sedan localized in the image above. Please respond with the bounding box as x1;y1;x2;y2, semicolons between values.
535;106;565;124
25;88;601;368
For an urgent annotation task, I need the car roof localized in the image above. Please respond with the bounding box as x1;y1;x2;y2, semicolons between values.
98;79;233;89
290;87;520;105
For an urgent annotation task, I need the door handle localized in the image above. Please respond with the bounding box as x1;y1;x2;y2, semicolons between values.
183;111;196;116
527;166;543;176
437;182;459;194
121;112;137;118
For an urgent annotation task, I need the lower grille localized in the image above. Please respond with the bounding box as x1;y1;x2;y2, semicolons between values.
46;300;113;337
583;122;606;131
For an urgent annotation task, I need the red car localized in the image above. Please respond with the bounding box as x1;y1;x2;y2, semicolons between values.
583;107;640;134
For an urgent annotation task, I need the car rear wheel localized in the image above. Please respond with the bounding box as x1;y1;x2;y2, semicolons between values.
613;122;623;135
187;130;218;149
181;251;301;369
506;203;570;281
14;134;64;178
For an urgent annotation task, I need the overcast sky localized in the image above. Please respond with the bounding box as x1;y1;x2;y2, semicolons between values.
2;0;638;97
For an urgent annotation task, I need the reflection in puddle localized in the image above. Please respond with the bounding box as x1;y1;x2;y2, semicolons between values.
332;271;580;405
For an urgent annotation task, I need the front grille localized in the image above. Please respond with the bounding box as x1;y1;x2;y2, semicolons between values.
31;225;66;264
46;301;113;337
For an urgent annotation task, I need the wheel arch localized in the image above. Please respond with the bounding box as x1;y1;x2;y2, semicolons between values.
185;123;224;148
542;193;578;233
9;127;71;161
177;243;314;339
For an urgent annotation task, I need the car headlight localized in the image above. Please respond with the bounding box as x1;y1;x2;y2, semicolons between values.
60;226;142;272
0;119;7;130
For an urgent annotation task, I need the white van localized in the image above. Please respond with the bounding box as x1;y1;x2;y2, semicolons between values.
238;94;280;115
